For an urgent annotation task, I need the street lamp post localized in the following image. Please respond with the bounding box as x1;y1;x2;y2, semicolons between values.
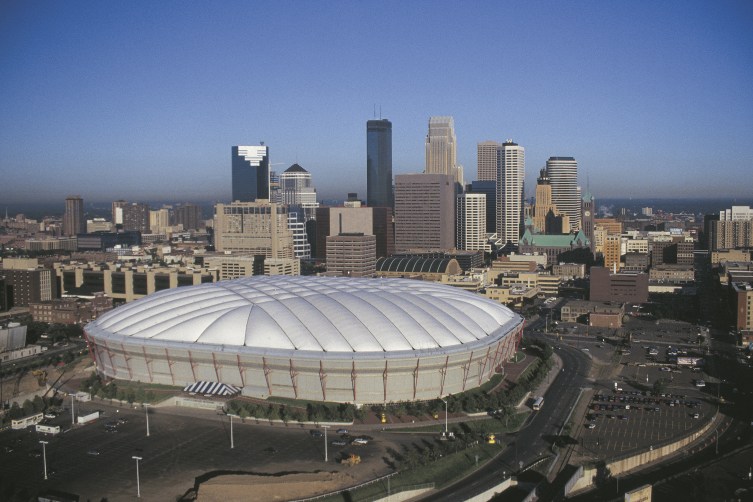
39;440;48;480
132;455;142;498
228;413;239;449
71;395;75;425
440;398;448;435
144;403;150;437
322;425;330;462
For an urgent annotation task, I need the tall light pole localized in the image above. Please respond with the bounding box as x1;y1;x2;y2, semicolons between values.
322;425;330;462
132;455;142;498
39;440;48;480
71;394;75;425
228;414;239;449
144;403;150;437
440;398;448;435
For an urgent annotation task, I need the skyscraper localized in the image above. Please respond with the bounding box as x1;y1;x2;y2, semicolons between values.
477;141;501;182
496;140;525;245
394;174;455;252
456;193;488;252
63;196;85;237
545;157;580;231
232;145;270;202
581;192;596;253
173;203;203;231
533;169;569;234
279;163;319;221
213;201;294;258
425;116;461;183
366;119;393;209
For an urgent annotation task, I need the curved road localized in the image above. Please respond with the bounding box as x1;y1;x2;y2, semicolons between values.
424;339;591;501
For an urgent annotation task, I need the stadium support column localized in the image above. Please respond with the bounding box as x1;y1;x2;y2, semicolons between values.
383;361;388;403
461;351;474;391
83;330;98;367
236;355;246;387
351;361;357;402
439;356;449;397
121;343;133;380
263;357;273;396
319;361;328;401
289;359;299;398
478;347;492;386
212;352;222;382
412;359;421;401
142;347;154;383
164;348;176;385
188;351;198;382
491;341;504;375
102;340;117;379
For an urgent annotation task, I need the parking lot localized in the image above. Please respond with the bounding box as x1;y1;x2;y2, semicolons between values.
0;401;398;501
545;315;718;463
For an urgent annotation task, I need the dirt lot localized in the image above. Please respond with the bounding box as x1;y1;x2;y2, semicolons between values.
197;471;359;502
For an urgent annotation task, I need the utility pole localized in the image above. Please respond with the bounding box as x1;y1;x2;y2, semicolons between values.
322;425;330;462
39;440;49;480
132;455;142;498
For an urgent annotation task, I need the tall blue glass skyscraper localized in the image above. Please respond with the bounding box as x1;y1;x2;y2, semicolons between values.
232;145;269;202
366;119;393;209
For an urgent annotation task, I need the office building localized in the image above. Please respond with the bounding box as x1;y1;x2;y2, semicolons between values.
532;169;569;234
477;141;501;182
63;196;85;237
469;180;497;234
545;157;580;231
732;282;753;335
395;174;456;253
315;206;394;259
0;259;57;308
425;116;461;183
214;201;294;258
518;229;590;266
590;267;649;304
496;140;525;245
232;145;270;202
603;234;622;271
279;164;318;221
326;233;377;277
288;212;311;259
366;119;393;209
456;193;488;252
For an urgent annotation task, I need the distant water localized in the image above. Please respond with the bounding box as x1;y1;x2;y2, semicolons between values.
3;197;753;221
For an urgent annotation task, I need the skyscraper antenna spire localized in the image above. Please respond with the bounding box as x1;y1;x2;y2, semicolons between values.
379;105;382;119
373;104;376;118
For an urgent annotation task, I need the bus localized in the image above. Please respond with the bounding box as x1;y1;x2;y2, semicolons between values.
532;396;544;411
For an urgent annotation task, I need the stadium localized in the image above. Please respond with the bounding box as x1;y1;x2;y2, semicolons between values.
84;276;524;403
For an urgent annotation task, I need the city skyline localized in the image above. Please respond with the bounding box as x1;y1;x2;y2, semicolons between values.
1;1;752;204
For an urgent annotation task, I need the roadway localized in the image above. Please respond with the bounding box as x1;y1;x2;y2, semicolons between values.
423;336;592;501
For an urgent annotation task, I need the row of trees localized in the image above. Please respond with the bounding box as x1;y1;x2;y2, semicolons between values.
80;372;156;404
225;399;365;423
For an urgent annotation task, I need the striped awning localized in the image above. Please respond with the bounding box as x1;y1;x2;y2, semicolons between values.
183;381;240;396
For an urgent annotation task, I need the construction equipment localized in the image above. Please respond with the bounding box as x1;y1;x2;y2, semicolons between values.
32;370;47;386
340;453;361;466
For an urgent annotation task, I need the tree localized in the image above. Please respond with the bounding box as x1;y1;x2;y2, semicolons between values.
22;399;34;416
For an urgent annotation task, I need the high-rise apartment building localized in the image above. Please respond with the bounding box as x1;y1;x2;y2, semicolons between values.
149;208;170;234
545;157;581;231
425;117;461;183
395;173;455;252
496;140;525;245
112;200;128;227
63;196;85;237
456;193;488;252
288;212;311;259
232;145;270;202
213;201;294;258
367;119;393;209
173;203;203;231
279;164;318;221
121;202;150;233
477;141;501;182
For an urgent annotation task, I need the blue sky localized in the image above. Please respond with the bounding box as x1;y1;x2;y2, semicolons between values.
1;0;752;204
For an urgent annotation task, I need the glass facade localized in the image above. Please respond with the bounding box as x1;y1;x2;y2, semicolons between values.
232;145;270;202
366;119;393;209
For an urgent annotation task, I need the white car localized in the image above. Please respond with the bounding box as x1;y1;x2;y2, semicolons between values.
352;438;368;445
